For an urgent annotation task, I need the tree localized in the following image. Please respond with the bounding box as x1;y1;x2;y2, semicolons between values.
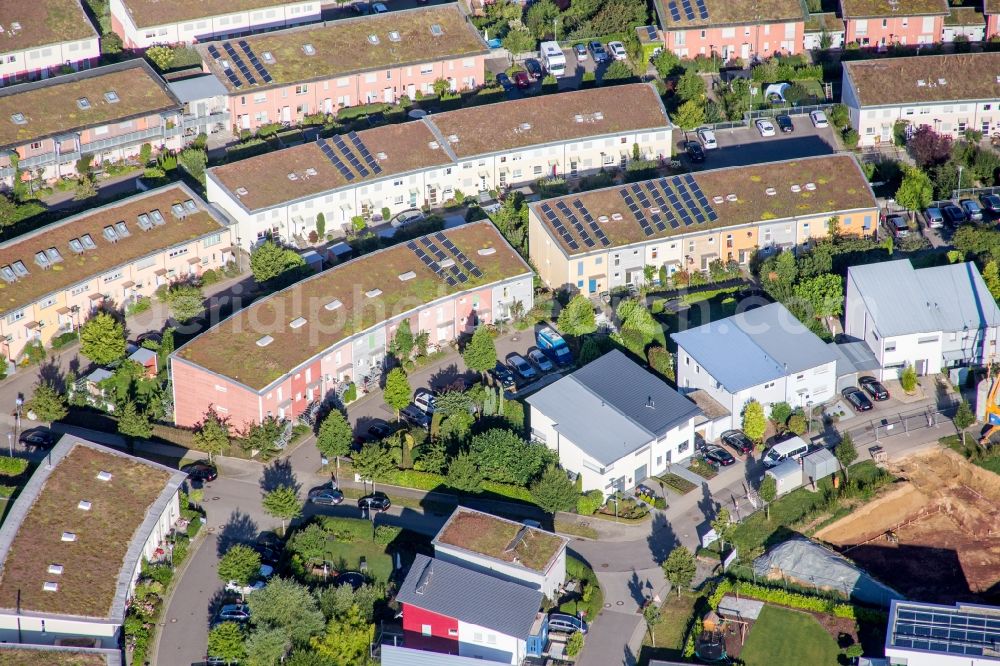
676;70;707;102
673;100;706;131
117;399;152;449
786;413;807;436
502;27;535;55
603;61;633;82
179;147;208;183
463;326;498;376
895;166;933;215
390;319;414;362
249;240;307;285
310;606;374;664
835;433;858;481
244;626;290;666
262;485;302;534
579;337;602;365
383;367;411;418
647;345;674;381
80;312;127;365
589;0;648;35
644;603;662;647
557;295;597;336
652;49;681;78
908;126;953;168
239;416;285;460
525;0;559;39
139;143;153;166
769;402;793;430
741;399;766;444
415;440;448;474
145;45;175;70
26;382;67;425
217;544;261;594
352;442;396;492
316;409;352;474
758;474;777;520
207;622;246;664
530;466;577;515
793;273;844;319
566;631;585;657
101;32;123;56
983;262;1000;301
246;578;325;645
315;212;326;239
469;428;547;485
194;407;231;462
446;450;483;493
162;282;205;323
662;546;696;596
954;399;975;447
900;364;918;394
711;508;733;552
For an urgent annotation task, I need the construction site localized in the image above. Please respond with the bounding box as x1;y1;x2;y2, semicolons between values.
815;448;1000;604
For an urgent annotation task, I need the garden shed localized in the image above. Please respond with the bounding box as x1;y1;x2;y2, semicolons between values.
766;459;804;497
803;448;840;486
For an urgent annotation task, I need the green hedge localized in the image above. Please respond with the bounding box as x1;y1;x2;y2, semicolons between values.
49;330;79;349
0;457;28;477
710;578;857;619
576;489;604;516
377;468;535;503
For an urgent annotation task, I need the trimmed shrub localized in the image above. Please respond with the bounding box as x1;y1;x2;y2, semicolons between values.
0;456;28;476
576;489;604;516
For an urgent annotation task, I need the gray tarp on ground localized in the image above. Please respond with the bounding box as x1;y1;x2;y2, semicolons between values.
752;537;903;607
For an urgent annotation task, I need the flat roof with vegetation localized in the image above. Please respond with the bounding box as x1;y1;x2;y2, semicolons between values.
174;222;531;391
0;437;185;619
0;644;120;666
196;5;488;93
432;507;568;574
943;6;986;26
531;154;876;256
0;61;179;149
840;0;949;18
0;184;228;318
0;0;97;52
657;0;805;29
119;0;303;29
844;53;1000;107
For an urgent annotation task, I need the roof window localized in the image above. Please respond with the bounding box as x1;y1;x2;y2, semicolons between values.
104;90;120;104
77;97;91;110
256;335;274;347
368;34;380;45
302;43;316;56
236;187;249;196
324;299;343;311
43;582;59;592
77;500;92;511
430;23;443;36
477;247;496;256
47;564;64;575
289;317;307;329
10;113;26;125
262;51;275;63
398;271;416;281
96;470;112;481
366;288;383;298
388;30;401;42
61;532;77;542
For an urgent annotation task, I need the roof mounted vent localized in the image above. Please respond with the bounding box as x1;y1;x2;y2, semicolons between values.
428;141;439;149
104;91;120;104
519;122;532;131
725;193;738;202
611;213;623;221
477;247;496;256
324;299;343;311
236;186;249;197
917;79;926;87
367;34;380;45
366;288;383;298
597;215;609;223
76;97;91;110
96;470;112;481
398;271;416;281
713;195;724;204
574;114;584;123
593;111;604;120
43;582;59;592
256;335;274;347
289;317;307;329
262;51;275;63
790;184;801;193
47;564;64;576
61;532;77;542
448;134;459;143
77;500;92;511
10;113;26;125
305;167;318;177
287;172;298;181
388;30;401;42
765;187;777;196
376;151;387;160
302;43;316;56
938;78;947;85
804;182;816;191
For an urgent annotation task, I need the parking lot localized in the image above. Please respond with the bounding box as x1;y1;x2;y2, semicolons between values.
678;116;839;171
487;43;636;99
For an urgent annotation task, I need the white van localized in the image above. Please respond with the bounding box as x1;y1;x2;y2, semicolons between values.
762;436;811;469
540;41;567;78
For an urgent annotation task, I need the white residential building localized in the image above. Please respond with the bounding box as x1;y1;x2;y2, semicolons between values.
672;302;839;423
527;350;702;494
845;259;1000;379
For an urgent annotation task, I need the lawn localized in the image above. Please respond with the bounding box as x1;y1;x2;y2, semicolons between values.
640;592;701;664
658;472;697;495
322;539;394;583
659;288;739;351
687;457;718;480
740;605;840;666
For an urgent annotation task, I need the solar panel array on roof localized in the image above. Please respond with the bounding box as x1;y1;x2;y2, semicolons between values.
572;198;611;246
620;188;654;237
407;240;446;281
681;0;695;20
421;236;466;286
893;605;1000;657
694;0;709;19
332;134;370;178
541;203;580;251
434;232;484;278
223;42;257;86
556;200;596;249
317;138;355;181
238;39;274;84
348;131;383;175
668;0;682;20
610;175;719;238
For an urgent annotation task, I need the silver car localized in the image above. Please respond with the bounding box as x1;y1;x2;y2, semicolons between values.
507;353;537;380
528;349;554;372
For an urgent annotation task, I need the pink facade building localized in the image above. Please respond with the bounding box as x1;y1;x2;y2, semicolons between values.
169;222;532;428
840;0;949;47
195;5;489;135
654;0;805;61
0;0;100;87
986;0;1000;37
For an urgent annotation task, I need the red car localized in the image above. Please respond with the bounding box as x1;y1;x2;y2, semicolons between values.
512;71;530;90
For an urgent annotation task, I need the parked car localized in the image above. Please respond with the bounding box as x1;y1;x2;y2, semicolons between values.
720;429;754;456
755;118;776;137
885;214;909;238
762;437;810;468
810;109;829;128
842;386;874;412
181;460;218;483
981;193;1000;213
701;444;736;467
549;613;588;635
367;421;392;440
528;348;554;372
358;491;391;512
225;564;274;595
776;114;794;133
512;71;530;90
372;2;388;12
941;202;967;226
961;199;984;222
685;141;705;162
413;388;437;414
401;404;431;429
697;128;717;149
491;361;516;389
18;429;56;450
215;604;250;623
524;58;543;80
923;206;945;229
496;73;514;91
507;353;537;380
608;41;628;61
391;209;424;228
764;430;798;450
859;375;890;401
573;43;588;60
308;485;344;506
589;41;609;63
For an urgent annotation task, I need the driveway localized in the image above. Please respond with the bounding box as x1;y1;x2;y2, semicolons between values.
678;119;838;171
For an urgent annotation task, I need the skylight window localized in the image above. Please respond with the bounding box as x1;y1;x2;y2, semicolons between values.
104;90;120;104
368;34;380;45
388;31;401;42
324;299;343;311
262;51;275;63
10;113;26;125
430;23;443;36
77;97;91;110
366;288;383;298
256;335;274;347
302;43;316;56
289;317;307;329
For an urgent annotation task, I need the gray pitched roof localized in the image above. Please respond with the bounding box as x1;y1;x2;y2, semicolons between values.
396;555;541;638
671;302;838;393
849;259;1000;337
526;350;702;466
381;645;511;666
166;75;228;103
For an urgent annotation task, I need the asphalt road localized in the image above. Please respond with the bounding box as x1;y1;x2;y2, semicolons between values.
677;118;838;172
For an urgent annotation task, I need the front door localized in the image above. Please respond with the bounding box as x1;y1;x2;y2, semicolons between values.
634;464;648;485
916;359;927;376
383;87;394;103
740;42;751;60
588;278;597;294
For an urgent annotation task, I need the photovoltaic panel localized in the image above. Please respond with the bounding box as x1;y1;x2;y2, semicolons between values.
207;45;221;60
695;0;709;19
680;0;695;20
631;183;652;208
222;43;257;85
348;132;383;175
239;41;273;84
668;0;682;21
572;199;611;247
420;237;447;261
891;605;1000;657
674;177;707;224
317;138;354;181
683;173;719;221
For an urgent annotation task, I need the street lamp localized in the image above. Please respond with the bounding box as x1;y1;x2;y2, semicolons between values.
6;432;11;456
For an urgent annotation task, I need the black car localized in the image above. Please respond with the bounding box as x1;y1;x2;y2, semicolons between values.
524;58;543;80
308;484;345;506
720;429;754;456
776;115;794;133
496;73;514;92
491;361;516;389
701;444;736;467
941;202;967;226
401;404;431;429
181;460;218;482
367;422;391;440
859;375;890;401
18;429;56;450
358;491;391;512
842;387;874;412
981;193;1000;213
685;141;705;162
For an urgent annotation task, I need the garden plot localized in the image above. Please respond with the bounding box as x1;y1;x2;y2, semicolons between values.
815;448;1000;603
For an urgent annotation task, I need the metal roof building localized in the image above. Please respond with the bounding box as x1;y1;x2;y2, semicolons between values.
885;599;1000;665
381;645;511;666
